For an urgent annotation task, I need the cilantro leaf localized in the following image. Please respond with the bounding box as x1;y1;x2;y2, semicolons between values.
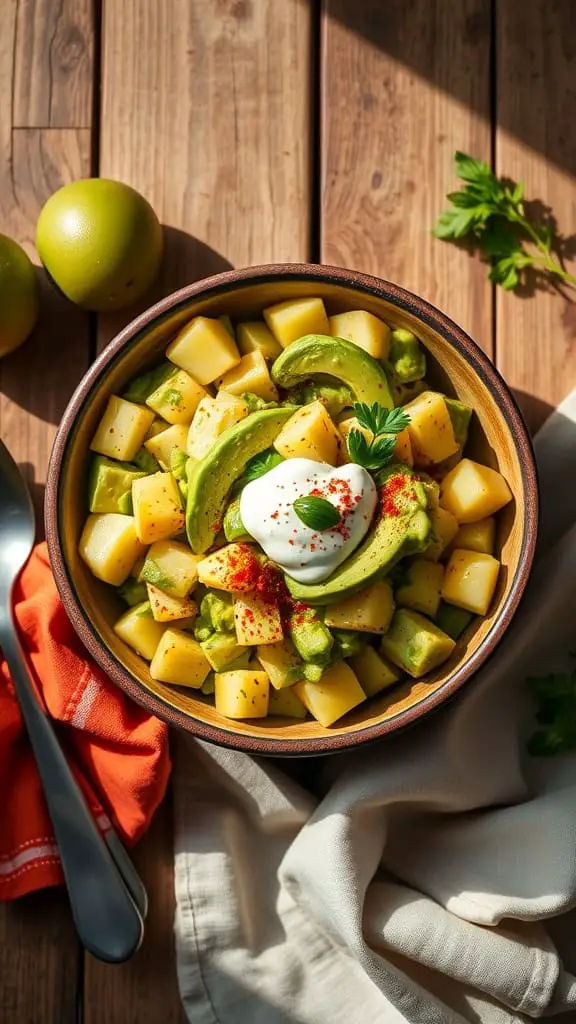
354;403;409;437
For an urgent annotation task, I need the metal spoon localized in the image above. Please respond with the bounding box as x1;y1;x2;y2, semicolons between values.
0;439;146;963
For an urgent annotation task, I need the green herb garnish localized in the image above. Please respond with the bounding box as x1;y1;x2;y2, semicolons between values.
434;151;576;292
293;496;341;531
347;403;410;470
243;448;285;483
527;669;576;756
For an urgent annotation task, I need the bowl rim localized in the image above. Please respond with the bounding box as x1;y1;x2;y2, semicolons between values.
45;262;539;756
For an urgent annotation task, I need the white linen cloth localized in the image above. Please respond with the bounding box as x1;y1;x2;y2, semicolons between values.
172;391;576;1023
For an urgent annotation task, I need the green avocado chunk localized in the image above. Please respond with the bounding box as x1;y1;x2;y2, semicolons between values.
288;608;334;665
223;497;251;542
201;591;236;633
186;406;296;553
445;398;472;450
88;456;145;514
271;334;394;408
117;579;148;606
200;633;244;671
133;447;160;474
123;362;174;403
388;329;426;384
381;608;455;677
286;379;353;418
434;601;474;640
285;464;432;605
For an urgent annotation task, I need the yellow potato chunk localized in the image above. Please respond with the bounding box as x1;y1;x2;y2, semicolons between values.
167;316;241;384
268;686;307;719
146;368;208;425
349;646;401;697
114;601;167;660
328;310;391;360
294;661;366;727
90;396;155;462
146;584;198;623
197;543;260;593
396;559;444;617
216;351;278;402
79;513;145;586
132;472;185;544
274;401;341;464
442;549;500;616
237;321;282;361
215;669;269;719
149;628;211;687
263;297;329;349
439;459;512;523
144;422;188;470
187;394;248;460
394;427;414;467
139;539;200;597
403;391;459;465
234;593;283;645
425;507;460;561
453;516;496;555
256;638;302;689
324;580;395;634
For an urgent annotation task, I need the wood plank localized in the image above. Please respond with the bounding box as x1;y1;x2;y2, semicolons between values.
0;2;94;1022
322;0;493;350
496;0;576;431
13;0;94;128
86;1;313;1019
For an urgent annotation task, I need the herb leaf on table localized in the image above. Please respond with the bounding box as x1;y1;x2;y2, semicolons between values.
527;670;576;756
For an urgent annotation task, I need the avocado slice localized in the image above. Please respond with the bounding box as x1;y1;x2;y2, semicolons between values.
285;464;432;605
271;335;394;408
223;497;251;542
288;608;334;665
186;407;295;553
88;456;145;514
445;398;472;449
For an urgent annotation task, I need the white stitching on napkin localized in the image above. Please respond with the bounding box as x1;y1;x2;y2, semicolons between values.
0;842;59;875
70;672;103;729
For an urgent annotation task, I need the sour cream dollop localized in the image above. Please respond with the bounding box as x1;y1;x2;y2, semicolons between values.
239;458;377;584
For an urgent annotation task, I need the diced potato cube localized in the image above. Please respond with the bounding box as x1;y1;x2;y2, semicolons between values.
294;661;366;727
197;543;260;593
237;321;282;361
200;633;245;671
440;459;512;523
396;559;444;617
214;390;250;416
144;423;189;470
139;539;200;597
453;516;496;555
90;396;155;462
324;580;394;633
114;601;167;660
381;609;455;678
274;401;341;464
263;297;329;349
149;628;211;687
146;368;208;425
131;551;148;579
146;583;198;623
268;686;307;719
442;549;500;616
234;593;283;645
216;351;278;402
328;310;391;360
132;472;185;544
394;427;414;467
425;506;460;561
214;669;269;719
337;415;412;467
79;513;145;586
403;391;459;465
167;316;241;384
187;395;248;460
349;646;401;697
256;638;302;689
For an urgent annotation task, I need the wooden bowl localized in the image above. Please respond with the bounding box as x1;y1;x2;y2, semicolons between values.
45;264;538;756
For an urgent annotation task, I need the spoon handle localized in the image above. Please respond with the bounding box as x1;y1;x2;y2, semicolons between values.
0;618;144;963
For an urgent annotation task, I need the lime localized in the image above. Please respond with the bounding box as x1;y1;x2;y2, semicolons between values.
36;179;163;312
0;234;39;358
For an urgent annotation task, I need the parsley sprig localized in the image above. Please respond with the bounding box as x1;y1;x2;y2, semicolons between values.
433;151;576;292
347;403;410;471
527;669;576;756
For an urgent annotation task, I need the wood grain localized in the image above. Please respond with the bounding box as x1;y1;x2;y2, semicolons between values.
13;0;94;128
321;0;493;350
495;0;576;431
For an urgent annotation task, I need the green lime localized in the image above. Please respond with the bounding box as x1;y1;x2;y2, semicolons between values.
36;179;163;312
0;235;39;358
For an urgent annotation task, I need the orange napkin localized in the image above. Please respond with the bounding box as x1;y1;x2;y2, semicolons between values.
0;542;171;900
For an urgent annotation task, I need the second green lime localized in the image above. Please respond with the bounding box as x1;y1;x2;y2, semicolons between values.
36;179;163;312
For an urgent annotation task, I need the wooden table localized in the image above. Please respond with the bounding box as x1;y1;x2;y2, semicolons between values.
1;2;575;1020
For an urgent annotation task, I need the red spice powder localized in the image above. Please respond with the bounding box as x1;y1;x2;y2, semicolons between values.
379;475;408;518
227;544;261;591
